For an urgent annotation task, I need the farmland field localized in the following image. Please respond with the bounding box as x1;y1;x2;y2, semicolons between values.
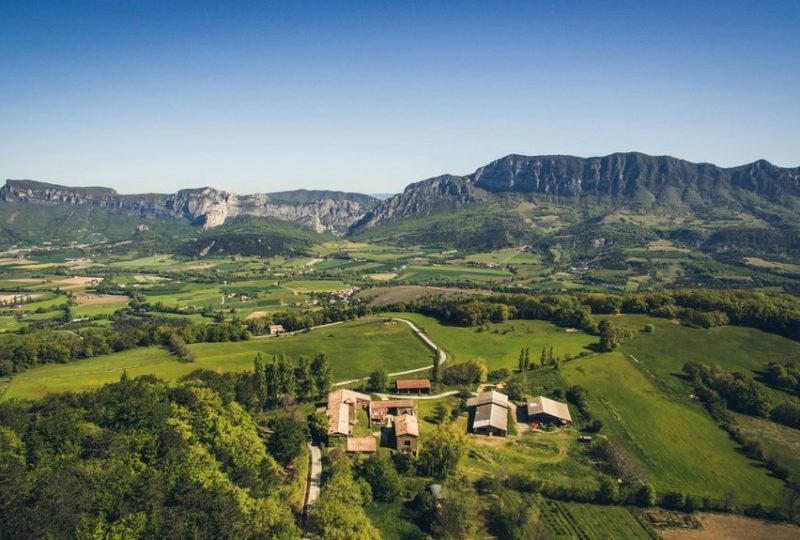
562;351;784;506
384;312;596;370
0;318;433;401
541;500;651;539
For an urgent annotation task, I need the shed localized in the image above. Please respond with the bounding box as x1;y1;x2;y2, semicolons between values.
526;396;572;425
395;379;432;394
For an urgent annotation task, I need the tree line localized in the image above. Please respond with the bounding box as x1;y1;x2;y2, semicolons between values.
389;288;800;341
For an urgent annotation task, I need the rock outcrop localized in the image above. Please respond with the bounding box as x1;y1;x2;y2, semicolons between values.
0;180;378;233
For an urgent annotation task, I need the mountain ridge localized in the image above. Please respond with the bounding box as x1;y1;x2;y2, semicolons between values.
352;152;800;232
1;180;379;233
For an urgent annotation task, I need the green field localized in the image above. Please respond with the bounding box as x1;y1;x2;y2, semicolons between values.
541;500;651;539
385;313;596;370
280;279;348;292
609;314;800;399
562;351;784;506
1;318;434;401
466;430;603;491
396;264;512;283
190;318;431;380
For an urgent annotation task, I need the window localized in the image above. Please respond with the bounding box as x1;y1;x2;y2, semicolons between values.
404;440;411;446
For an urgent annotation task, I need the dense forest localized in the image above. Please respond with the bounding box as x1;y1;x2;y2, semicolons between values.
0;374;303;539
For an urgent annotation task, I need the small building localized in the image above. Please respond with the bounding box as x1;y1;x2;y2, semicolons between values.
429;484;445;501
368;399;414;425
268;324;285;335
395;379;432;394
526;396;572;425
326;389;371;440
346;436;377;454
467;390;509;436
394;413;419;456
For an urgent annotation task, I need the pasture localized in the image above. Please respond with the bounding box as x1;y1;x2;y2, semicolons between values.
561;351;784;506
384;312;595;370
608;314;800;401
1;318;434;401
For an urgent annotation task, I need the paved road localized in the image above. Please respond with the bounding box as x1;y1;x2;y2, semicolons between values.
302;443;322;538
333;317;447;387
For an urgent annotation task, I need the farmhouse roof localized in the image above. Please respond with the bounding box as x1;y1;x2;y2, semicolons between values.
369;399;414;411
472;402;508;432
466;390;509;409
526;396;572;423
346;436;377;453
326;389;370;436
394;414;419;437
396;379;431;390
327;389;370;409
328;403;351;436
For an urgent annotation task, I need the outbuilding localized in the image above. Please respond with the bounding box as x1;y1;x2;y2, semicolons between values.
467;390;509;436
526;396;572;425
395;379;432;394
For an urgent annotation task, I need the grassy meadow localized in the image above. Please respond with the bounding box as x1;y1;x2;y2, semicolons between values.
0;318;433;401
385;312;596;370
562;350;785;506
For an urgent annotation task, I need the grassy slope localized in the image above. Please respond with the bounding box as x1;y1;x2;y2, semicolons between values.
1;318;432;401
562;351;784;506
189;318;431;380
385;312;596;370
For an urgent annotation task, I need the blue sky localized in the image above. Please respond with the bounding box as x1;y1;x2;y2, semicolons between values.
1;1;798;194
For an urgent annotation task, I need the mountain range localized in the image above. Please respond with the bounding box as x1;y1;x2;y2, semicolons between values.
2;152;799;252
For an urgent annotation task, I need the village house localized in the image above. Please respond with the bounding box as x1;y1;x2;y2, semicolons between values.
526;396;572;426
395;378;431;394
326;389;371;441
268;324;285;335
368;399;414;425
394;413;419;456
467;390;509;436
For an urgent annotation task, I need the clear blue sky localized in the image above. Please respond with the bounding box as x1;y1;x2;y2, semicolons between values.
1;1;798;194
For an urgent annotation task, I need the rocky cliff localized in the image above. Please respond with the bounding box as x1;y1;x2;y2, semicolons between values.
353;153;800;231
0;180;378;233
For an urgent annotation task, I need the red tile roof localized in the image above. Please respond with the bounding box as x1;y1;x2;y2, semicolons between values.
396;379;431;390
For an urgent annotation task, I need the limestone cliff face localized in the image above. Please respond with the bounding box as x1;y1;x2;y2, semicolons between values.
1;181;377;233
353;153;800;231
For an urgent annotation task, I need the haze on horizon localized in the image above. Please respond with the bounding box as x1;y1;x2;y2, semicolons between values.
1;0;798;195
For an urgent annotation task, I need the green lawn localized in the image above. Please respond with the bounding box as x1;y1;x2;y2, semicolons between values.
562;351;784;506
1;318;434;401
386;313;595;370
